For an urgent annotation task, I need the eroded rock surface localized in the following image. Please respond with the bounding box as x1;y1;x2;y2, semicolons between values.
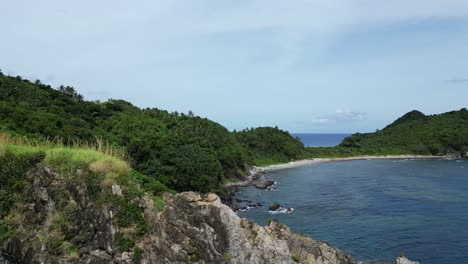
141;192;355;264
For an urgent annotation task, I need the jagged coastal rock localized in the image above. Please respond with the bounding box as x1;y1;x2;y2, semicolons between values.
1;165;355;264
140;192;355;264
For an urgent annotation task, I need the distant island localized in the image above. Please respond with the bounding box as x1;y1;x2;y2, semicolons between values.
0;72;464;263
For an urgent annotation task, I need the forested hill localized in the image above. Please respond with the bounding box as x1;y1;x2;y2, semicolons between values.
0;72;306;193
235;127;308;165
338;109;468;155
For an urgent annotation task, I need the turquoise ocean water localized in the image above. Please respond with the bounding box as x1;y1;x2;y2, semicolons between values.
236;158;467;264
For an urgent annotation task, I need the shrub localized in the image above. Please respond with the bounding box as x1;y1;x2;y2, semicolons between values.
116;234;135;252
132;247;144;263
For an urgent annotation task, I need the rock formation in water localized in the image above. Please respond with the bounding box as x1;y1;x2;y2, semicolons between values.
396;256;420;264
1;164;355;264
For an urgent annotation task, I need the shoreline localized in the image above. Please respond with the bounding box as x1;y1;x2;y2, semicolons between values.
224;154;457;188
262;154;457;171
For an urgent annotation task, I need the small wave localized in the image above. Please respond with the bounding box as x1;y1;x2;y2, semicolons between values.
456;160;464;163
269;207;294;214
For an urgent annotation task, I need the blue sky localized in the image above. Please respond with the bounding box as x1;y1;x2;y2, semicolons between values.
1;1;468;133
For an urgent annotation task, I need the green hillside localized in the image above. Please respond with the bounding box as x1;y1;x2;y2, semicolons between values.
309;109;468;157
235;127;308;165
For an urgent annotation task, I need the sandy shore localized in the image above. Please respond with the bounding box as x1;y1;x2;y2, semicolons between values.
261;155;455;171
224;155;456;188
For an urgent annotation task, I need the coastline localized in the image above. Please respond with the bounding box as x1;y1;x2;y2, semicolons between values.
262;154;456;171
225;154;456;188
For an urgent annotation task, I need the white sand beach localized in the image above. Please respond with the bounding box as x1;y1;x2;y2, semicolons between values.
261;155;455;171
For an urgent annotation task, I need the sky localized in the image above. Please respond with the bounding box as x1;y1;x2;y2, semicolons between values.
1;1;468;133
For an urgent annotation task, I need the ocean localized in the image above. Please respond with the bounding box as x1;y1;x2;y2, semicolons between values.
236;158;468;264
292;133;351;147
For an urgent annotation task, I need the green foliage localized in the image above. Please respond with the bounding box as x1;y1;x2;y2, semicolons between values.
170;144;224;192
0;219;16;244
266;218;274;225
338;109;468;155
116;234;135;253
44;235;66;255
132;247;144;263
113;195;148;235
61;241;79;259
0;146;45;215
152;196;167;212
190;248;202;262
52;209;78;240
292;255;300;262
235;127;308;165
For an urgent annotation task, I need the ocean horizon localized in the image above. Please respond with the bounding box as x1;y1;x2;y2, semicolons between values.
292;133;352;147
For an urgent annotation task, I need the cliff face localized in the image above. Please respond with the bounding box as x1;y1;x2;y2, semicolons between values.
143;192;354;264
1;164;354;264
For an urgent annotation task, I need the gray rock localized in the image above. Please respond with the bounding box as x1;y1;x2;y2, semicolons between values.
396;256;420;264
140;192;355;264
111;184;123;196
251;173;275;189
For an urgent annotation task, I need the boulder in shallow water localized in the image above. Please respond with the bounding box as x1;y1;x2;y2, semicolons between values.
252;173;275;189
396;256;420;264
269;202;281;211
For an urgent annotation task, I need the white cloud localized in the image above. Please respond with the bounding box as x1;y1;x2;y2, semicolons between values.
301;109;367;125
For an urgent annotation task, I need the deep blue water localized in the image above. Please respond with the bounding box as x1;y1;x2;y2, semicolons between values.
236;159;468;264
292;133;351;147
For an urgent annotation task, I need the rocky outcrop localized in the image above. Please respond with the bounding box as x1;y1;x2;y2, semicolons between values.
396;256;420;264
140;192;355;264
1;164;118;263
1;165;354;264
224;167;274;189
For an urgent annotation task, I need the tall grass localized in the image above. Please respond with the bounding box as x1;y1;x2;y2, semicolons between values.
0;132;130;178
0;132;126;160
